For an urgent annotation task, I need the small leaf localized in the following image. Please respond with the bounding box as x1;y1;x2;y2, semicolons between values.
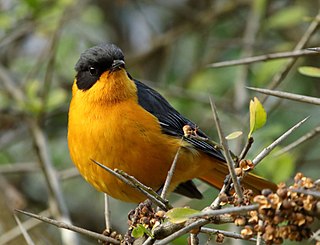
248;97;267;138
266;6;306;29
226;131;243;140
166;207;200;224
298;66;320;78
131;224;153;238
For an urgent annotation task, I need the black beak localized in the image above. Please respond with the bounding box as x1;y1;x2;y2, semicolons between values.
111;59;125;72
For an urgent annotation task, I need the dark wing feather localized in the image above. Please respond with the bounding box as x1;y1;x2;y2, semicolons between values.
134;79;225;162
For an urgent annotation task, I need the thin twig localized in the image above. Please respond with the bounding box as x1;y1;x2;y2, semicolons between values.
233;0;264;110
252;117;309;166
91;160;172;211
189;233;199;245
209;97;243;200
142;237;154;245
256;220;263;245
0;162;39;174
290;188;320;198
0;209;50;245
200;227;257;242
152;213;235;241
154;219;209;245
38;6;71;121
160;145;181;200
192;204;259;218
59;167;80;180
209;185;226;209
207;49;317;68
247;87;320;105
13;213;35;245
263;10;320;102
15;209;120;244
27;118;70;218
0;65;25;103
274;125;320;156
308;47;320;52
238;137;254;161
104;194;111;233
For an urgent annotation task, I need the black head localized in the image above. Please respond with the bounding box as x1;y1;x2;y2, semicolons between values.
75;44;125;90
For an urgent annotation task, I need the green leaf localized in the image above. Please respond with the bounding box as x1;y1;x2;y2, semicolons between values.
131;224;153;239
298;66;320;78
166;207;200;224
248;97;267;138
266;6;306;29
226;131;243;140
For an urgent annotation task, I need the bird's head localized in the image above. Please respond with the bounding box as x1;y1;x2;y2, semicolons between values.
73;44;136;103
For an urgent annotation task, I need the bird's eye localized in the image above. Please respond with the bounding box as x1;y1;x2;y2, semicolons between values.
89;66;98;76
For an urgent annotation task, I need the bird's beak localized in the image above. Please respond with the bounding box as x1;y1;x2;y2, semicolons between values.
110;60;125;72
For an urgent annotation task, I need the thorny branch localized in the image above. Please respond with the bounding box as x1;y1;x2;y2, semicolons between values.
210;97;243;200
207;49;318;68
91;159;172;211
247;87;320;106
15;209;120;244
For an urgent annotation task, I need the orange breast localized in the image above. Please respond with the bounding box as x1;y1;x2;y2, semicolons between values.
68;87;212;202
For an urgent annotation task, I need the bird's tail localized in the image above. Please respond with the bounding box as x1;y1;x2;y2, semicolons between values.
200;161;277;194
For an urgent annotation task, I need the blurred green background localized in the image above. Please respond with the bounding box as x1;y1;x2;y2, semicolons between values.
0;0;319;244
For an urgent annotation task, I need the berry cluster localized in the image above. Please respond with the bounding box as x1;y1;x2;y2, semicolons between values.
125;200;165;243
239;173;319;244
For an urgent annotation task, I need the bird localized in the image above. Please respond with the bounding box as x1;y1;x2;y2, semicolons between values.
68;43;276;203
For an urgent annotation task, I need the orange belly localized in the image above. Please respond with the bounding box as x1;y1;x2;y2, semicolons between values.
68;95;210;202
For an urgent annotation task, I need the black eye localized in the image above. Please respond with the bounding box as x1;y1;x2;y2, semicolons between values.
89;66;98;76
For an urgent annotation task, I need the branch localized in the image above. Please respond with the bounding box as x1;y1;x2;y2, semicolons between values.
247;87;320;105
15;209;120;244
200;227;257;243
274;125;320;156
192;204;259;218
91;160;172;211
263;10;320;101
209;97;243;200
290;188;320;199
154;219;209;245
252;117;309;166
13;213;35;245
160;145;181;200
27;118;70;219
0;209;50;245
104;194;111;232
207;49;317;68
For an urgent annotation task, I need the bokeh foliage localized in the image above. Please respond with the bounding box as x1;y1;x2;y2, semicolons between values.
0;0;319;244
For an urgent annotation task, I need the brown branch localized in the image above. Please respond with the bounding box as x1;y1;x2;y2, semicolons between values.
207;49;317;68
209;97;243;200
27;118;70;218
0;209;50;245
15;209;120;244
252;117;309;166
290;188;320;199
247;87;320;105
200;227;257;243
263;10;320;102
238;137;254;161
233;0;264;110
91;160;172;211
160;145;181;200
104;194;111;233
192;204;259;218
274;125;320;156
13;213;35;245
